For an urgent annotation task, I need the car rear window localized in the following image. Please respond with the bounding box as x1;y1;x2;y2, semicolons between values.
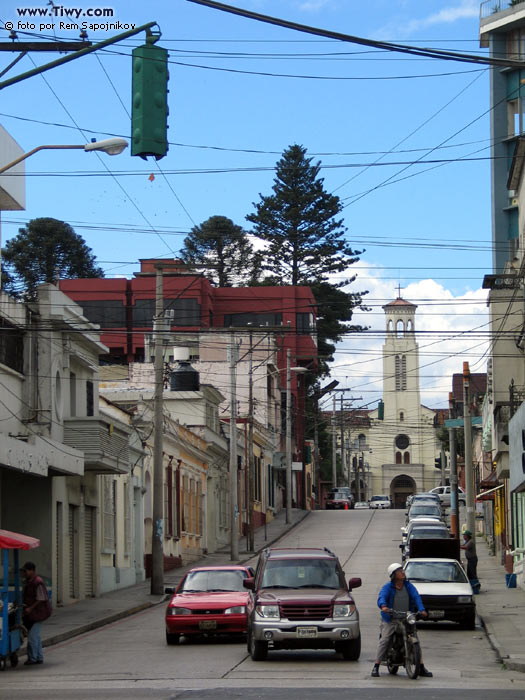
408;528;449;539
409;505;440;516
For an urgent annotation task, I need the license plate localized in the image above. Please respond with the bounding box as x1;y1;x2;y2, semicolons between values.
297;627;318;638
427;610;445;619
199;620;217;630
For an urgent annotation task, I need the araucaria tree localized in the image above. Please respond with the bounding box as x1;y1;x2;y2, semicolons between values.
2;217;104;301
247;144;361;285
180;215;260;287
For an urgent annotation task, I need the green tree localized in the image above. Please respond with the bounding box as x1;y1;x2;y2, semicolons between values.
180;215;260;287
2;217;104;301
246;144;362;285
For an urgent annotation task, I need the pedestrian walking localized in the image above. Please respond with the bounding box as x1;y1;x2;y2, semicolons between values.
21;561;51;666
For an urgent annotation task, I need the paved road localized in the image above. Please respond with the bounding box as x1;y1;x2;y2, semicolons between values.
3;510;525;699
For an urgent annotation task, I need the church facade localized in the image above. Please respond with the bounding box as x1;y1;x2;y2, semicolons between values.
340;296;442;508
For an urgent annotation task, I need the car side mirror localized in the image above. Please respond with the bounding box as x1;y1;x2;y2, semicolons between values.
243;578;254;590
348;577;361;590
164;587;174;595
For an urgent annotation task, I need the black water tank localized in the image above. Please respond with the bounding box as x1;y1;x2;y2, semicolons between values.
170;361;200;391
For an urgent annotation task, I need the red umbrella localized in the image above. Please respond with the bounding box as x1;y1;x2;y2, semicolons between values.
0;530;40;550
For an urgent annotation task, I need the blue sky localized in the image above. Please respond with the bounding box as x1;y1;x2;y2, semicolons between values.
0;0;493;406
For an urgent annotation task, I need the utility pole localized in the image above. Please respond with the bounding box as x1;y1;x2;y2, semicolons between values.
247;329;255;551
340;394;346;492
331;394;337;490
151;264;165;595
286;349;293;524
229;335;239;560
463;362;476;543
449;392;459;539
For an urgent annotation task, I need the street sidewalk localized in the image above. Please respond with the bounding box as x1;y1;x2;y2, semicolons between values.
474;535;525;673
39;508;309;650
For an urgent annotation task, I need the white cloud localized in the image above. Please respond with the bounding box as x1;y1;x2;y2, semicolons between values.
376;0;479;39
323;264;489;411
297;0;334;11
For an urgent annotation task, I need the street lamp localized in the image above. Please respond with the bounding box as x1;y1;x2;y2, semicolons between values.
0;137;128;175
286;349;308;524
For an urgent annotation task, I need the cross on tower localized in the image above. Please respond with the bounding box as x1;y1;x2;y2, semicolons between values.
397;283;403;299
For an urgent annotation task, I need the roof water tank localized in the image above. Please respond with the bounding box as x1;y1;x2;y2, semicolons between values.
170;361;200;391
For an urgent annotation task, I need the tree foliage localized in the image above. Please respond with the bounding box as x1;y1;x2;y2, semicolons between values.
247;144;362;286
180;215;260;287
2;217;104;301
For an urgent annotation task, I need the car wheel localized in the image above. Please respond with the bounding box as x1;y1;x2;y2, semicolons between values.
338;634;361;661
166;631;180;645
249;632;268;661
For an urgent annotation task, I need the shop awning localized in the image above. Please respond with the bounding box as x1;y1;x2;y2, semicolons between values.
476;484;504;501
0;529;40;550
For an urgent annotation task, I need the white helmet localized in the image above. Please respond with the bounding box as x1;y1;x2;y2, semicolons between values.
387;563;403;578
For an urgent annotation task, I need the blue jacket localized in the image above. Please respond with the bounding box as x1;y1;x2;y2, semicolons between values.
377;579;425;623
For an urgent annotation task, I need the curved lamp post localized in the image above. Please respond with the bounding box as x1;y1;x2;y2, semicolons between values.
0;137;128;175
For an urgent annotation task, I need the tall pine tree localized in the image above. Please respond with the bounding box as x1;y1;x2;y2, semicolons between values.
180;215;260;287
247;144;361;285
2;217;104;301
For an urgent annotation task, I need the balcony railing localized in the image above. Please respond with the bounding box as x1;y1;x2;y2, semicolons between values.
481;0;525;20
63;416;129;474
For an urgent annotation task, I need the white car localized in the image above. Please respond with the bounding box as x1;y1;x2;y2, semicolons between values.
354;501;370;509
428;486;466;508
401;517;447;545
403;557;475;629
369;495;391;509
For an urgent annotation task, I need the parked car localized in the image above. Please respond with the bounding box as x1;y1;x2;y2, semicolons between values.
428;486;466;508
326;488;354;510
400;525;450;561
165;565;254;644
354;501;370;510
403;557;475;629
369;495;391;509
405;503;444;525
401;517;445;544
406;492;442;509
244;547;362;661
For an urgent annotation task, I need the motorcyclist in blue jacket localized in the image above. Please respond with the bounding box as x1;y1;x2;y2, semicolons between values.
371;562;433;678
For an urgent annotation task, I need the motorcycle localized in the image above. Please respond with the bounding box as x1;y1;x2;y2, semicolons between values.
384;609;422;679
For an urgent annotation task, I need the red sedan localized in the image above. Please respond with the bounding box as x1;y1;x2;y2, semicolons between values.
165;565;254;645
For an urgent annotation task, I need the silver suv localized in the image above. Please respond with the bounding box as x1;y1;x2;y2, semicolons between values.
244;547;362;661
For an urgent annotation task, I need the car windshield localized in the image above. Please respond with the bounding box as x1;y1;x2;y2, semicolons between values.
330;491;348;499
371;496;388;501
181;569;248;593
408;528;448;539
405;561;468;583
260;559;343;590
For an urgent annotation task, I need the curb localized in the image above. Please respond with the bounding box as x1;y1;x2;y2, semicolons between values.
478;613;525;674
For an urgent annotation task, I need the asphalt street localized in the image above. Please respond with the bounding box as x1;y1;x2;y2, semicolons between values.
2;510;525;699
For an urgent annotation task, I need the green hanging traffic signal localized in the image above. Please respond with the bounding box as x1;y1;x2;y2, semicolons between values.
131;41;169;160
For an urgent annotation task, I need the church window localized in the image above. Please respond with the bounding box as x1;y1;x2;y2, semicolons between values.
395;434;410;450
407;319;413;333
404;452;410;464
387;319;393;333
399;411;404;422
395;451;402;464
395;355;407;391
396;319;404;336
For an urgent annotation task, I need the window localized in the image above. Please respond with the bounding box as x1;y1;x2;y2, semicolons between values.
254;456;262;502
224;312;283;328
80;300;126;328
132;298;200;327
387;319;393;333
395;355;407;391
396;319;404;336
396;451;402;464
399;411;404;422
507;29;525;60
69;372;77;417
296;312;315;334
86;380;94;416
396;434;410;450
165;466;173;537
0;317;24;374
267;464;275;508
404;451;410;464
123;478;131;555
